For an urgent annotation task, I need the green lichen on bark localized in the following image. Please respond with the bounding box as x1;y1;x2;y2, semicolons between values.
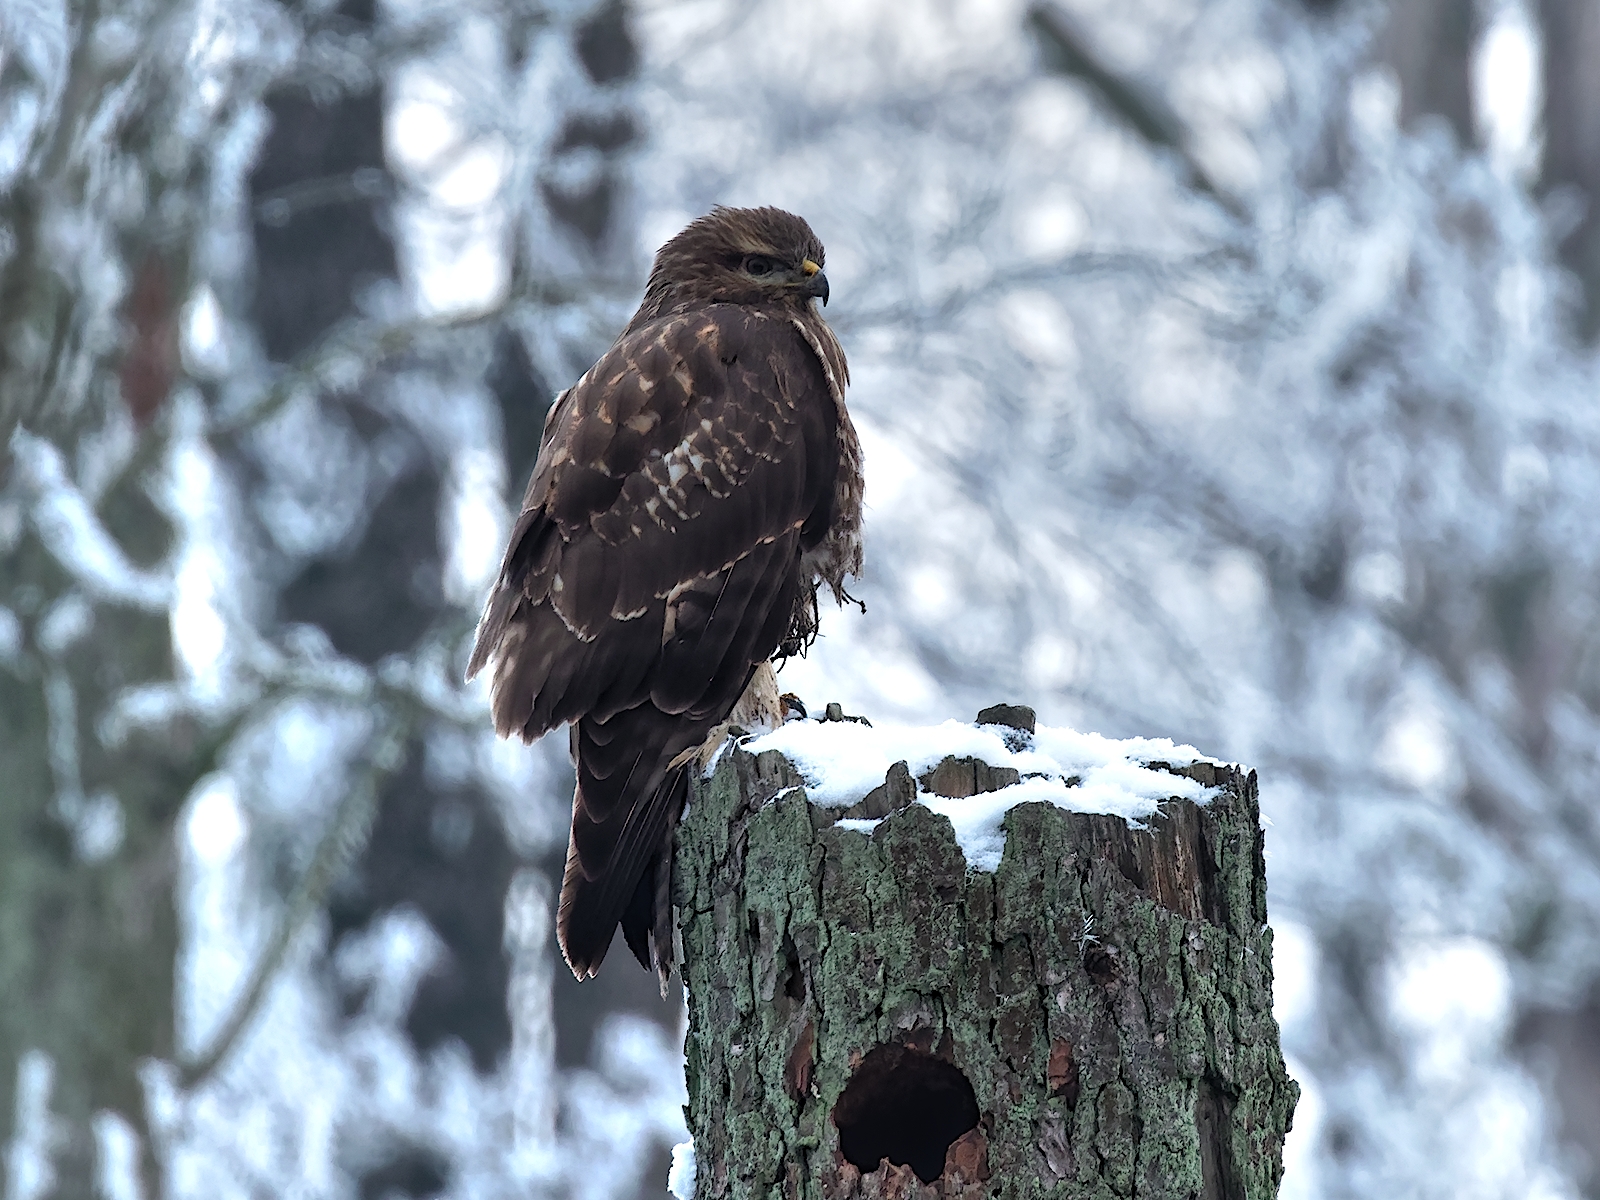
675;741;1298;1200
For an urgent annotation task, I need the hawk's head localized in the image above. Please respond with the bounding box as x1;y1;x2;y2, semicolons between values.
640;206;831;316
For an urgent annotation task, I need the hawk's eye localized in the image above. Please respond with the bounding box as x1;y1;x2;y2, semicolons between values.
744;255;776;277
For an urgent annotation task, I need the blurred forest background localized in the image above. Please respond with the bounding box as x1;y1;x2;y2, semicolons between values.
4;0;1600;1196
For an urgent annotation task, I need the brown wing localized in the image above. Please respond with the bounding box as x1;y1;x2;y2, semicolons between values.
467;304;840;976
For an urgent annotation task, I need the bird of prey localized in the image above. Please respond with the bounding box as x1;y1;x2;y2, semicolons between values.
468;207;863;982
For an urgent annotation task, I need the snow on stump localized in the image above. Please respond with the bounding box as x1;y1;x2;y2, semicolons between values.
673;704;1298;1200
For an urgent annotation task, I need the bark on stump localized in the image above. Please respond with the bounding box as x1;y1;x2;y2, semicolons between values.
674;718;1298;1200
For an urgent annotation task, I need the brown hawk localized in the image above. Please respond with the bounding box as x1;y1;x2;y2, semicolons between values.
468;207;863;982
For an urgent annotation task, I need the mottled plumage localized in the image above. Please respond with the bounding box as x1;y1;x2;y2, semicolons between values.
468;207;862;982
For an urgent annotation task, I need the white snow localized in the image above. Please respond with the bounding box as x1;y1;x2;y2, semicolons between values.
832;817;884;834
742;718;1224;872
9;430;171;611
5;1050;58;1200
667;1138;696;1200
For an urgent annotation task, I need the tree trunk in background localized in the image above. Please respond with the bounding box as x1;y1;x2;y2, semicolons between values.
0;4;242;1192
1506;2;1600;1184
675;729;1297;1199
0;509;208;1198
1376;0;1476;148
1539;0;1600;340
236;17;535;1190
1515;989;1600;1199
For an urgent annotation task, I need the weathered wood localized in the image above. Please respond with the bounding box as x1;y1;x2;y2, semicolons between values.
675;717;1298;1200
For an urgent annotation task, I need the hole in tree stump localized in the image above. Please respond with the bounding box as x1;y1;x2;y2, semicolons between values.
832;1044;980;1183
1084;942;1120;987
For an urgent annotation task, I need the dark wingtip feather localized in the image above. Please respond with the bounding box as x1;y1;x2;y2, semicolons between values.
620;864;655;973
651;827;675;998
465;586;513;681
557;831;611;980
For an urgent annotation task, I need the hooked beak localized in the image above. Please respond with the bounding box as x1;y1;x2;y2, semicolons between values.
800;258;829;306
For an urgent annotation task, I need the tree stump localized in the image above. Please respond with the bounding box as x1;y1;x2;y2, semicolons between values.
673;708;1298;1199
